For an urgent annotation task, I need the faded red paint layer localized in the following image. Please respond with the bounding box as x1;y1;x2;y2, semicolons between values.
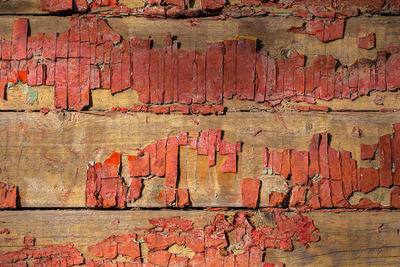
3;17;400;108
0;243;84;266
86;212;317;265
265;123;400;209
86;130;241;208
0;182;18;209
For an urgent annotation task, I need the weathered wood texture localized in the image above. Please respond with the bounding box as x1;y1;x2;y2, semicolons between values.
0;111;398;208
0;210;400;266
0;15;399;111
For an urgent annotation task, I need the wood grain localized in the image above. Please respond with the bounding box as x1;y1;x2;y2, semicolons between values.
0;111;398;208
0;209;399;266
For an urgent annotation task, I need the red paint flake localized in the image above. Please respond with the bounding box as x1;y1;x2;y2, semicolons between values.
74;0;88;12
164;33;174;103
280;149;291;179
236;38;256;100
289;186;307;207
178;132;188;145
146;231;181;251
268;191;286;207
40;0;73;12
80;42;90;59
386;53;400;91
379;134;393;187
291;150;309;185
11;18;28;60
127;178;142;203
341;150;356;199
220;140;236;155
223;40;237;99
177;188;190;207
86;163;101;207
131;37;150;103
356;197;381;209
358;33;375;50
328;147;341;180
255;51;268;102
236;251;249;266
148;216;193;232
44;61;55;85
79;58;90;108
0;243;83;266
208;129;222;166
169;254;189;266
197;131;209;155
309;133;320;178
330;180;348;208
240;178;260;208
101;152;120;178
0;182;17;209
391;186;400;208
318;132;329;178
272;150;283;175
206;42;224;104
149;48;165;104
90;64;100;90
98;18;121;44
100;64;111;89
185;229;205;253
55;31;69;58
220;153;237;173
360;167;380;194
393;124;400;186
128;152;150;177
88;235;118;259
375;51;386;91
110;45;122;94
27;60;37;86
24;236;35;247
116;233;140;260
318;178;332;208
154;139;167;177
178;49;195;105
189;253;206;266
204;227;227;249
201;0;225;10
165;136;179;188
67;58;81;109
205;248;223;267
1;40;11;60
360;143;378;160
190;51;206;103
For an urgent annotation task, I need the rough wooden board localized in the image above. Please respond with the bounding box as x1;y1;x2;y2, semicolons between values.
0;111;398;208
0;15;398;63
0;210;399;266
3;84;400;112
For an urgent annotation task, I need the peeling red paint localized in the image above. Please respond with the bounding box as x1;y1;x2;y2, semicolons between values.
358;33;375;50
241;178;260;208
0;182;18;209
263;126;400;209
0;243;84;266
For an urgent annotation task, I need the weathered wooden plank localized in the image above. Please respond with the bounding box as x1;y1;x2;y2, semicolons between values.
0;111;398;208
0;15;399;64
0;210;399;266
0;15;399;111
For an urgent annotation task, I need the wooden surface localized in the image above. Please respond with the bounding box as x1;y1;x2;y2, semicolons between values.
0;210;400;266
0;111;398;208
0;2;399;266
